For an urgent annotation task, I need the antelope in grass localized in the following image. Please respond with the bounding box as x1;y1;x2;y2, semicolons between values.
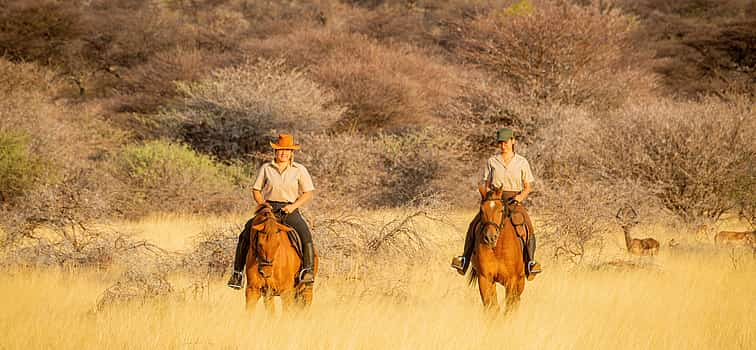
616;206;660;256
714;230;756;246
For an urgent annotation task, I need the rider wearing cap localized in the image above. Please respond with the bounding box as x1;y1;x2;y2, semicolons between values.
451;127;542;280
227;134;316;289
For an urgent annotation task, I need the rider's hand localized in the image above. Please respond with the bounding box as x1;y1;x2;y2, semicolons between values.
282;205;296;214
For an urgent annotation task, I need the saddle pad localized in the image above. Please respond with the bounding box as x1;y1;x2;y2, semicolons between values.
511;212;526;225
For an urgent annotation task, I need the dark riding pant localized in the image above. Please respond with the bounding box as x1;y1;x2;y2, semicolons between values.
232;202;314;272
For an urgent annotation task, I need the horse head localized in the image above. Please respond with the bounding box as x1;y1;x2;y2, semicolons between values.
480;186;507;248
251;205;291;278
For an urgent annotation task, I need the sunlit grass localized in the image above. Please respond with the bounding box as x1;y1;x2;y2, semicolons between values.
1;212;754;349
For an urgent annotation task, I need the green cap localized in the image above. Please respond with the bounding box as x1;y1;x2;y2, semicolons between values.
496;128;514;142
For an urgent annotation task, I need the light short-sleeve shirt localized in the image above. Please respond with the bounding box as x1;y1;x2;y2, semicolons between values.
481;154;535;192
252;161;315;203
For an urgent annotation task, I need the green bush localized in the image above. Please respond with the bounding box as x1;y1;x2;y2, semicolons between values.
0;130;43;202
116;140;250;214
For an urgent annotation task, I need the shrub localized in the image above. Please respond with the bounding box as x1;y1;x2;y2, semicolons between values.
452;0;654;109
115;140;250;215
0;130;45;203
245;28;468;132
300;128;476;209
536;96;756;222
162;58;344;160
313;39;466;131
0;0;82;65
617;0;756;99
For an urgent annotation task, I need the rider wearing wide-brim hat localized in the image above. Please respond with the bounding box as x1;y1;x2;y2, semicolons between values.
451;127;542;280
227;134;317;289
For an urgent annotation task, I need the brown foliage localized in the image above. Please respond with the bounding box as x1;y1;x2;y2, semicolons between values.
536;96;755;221
300;129;476;209
452;0;655;109
163;58;344;160
618;0;756;99
0;59;130;241
246;29;468;131
535;180;657;264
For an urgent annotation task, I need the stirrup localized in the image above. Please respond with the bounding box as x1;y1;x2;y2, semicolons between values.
450;256;466;271
227;271;244;290
298;268;314;284
528;261;542;273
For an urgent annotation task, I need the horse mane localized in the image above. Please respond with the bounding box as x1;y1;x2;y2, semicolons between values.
252;204;274;223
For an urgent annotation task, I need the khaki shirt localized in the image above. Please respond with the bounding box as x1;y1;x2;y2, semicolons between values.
252;161;315;203
482;154;535;192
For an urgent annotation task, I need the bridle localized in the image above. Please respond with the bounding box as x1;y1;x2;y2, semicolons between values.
254;212;286;276
480;194;516;235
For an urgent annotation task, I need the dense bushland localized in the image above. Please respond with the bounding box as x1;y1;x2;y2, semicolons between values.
452;0;654;109
1;0;754;263
114;140;251;215
616;0;756;98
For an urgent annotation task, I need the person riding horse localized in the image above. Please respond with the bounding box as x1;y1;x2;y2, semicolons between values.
228;134;316;289
451;127;542;280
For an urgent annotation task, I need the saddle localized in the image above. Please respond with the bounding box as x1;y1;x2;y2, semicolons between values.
475;196;534;273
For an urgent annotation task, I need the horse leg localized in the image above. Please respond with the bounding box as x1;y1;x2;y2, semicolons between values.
245;287;261;313
504;277;524;314
263;294;276;315
297;283;313;307
280;289;297;312
477;276;499;312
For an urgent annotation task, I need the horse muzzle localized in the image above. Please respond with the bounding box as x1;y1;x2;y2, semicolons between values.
257;261;273;278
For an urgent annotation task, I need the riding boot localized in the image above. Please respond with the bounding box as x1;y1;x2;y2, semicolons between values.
299;242;315;284
526;233;541;280
451;213;479;275
227;221;252;289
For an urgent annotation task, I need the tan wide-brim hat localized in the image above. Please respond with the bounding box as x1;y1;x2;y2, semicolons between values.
270;134;301;150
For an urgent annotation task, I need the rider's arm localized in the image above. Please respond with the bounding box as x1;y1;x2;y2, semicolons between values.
252;189;266;206
515;158;536;203
515;181;532;203
479;158;492;198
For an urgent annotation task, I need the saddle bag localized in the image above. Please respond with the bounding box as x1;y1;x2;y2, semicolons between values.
509;211;529;240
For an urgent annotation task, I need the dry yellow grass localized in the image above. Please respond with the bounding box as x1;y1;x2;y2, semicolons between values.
1;212;754;349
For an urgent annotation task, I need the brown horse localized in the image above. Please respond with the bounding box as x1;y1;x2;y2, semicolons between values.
244;205;318;313
469;187;526;313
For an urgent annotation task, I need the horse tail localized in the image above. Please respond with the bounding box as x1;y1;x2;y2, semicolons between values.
467;267;478;287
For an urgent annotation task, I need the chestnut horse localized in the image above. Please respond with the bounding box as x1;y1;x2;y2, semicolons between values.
244;205;318;312
469;187;526;313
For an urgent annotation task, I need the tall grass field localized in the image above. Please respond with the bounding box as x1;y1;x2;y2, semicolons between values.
1;213;753;349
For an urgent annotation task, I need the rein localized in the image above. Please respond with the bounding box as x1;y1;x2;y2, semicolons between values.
480;194;518;234
253;209;292;277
